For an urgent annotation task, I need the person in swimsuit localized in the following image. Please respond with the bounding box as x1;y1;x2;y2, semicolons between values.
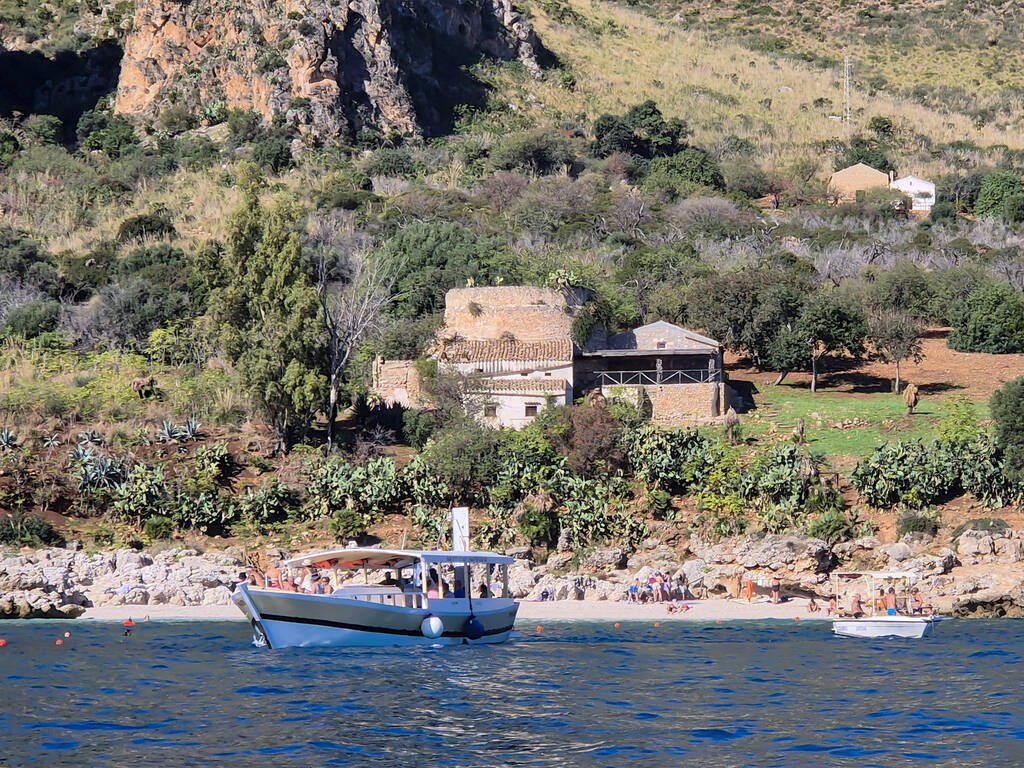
771;578;782;604
910;587;924;615
884;587;898;615
850;593;865;618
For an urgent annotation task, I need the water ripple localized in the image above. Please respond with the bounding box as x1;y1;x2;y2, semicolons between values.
2;619;1024;766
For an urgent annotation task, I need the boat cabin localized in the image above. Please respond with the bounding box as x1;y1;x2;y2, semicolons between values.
284;548;515;609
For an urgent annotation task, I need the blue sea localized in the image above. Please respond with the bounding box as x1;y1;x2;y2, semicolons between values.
1;619;1022;767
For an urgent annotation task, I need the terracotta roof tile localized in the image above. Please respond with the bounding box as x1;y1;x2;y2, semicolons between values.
466;377;568;394
440;338;573;363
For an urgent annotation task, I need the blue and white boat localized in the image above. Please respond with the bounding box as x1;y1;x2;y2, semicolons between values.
831;570;942;639
232;547;519;649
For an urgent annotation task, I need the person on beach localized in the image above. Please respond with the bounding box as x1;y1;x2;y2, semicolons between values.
771;578;781;604
807;596;820;613
827;595;837;615
884;587;898;615
850;593;865;618
627;580;640;604
666;600;688;614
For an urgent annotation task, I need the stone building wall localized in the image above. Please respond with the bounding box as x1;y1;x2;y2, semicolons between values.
442;286;577;342
370;358;423;408
602;383;732;424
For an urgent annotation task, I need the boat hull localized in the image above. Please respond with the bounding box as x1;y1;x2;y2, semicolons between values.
832;616;939;639
232;586;518;649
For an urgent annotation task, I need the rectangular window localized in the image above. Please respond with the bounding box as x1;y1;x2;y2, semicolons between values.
484;404;497;418
525;404;539;418
656;341;667;349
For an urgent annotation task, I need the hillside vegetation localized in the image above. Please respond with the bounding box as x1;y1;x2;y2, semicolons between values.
1;0;1024;556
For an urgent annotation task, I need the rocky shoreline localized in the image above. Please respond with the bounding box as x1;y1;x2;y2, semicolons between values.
3;526;1024;620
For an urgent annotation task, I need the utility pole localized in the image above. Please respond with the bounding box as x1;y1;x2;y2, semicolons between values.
843;54;852;137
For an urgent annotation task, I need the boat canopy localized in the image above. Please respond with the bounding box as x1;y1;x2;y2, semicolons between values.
284;547;515;570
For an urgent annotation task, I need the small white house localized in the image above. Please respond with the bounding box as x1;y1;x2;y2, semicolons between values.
889;175;936;212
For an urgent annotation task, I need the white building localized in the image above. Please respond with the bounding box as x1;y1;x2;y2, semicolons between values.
889;175;936;212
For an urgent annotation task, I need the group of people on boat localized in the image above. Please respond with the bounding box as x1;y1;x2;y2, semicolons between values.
826;586;932;618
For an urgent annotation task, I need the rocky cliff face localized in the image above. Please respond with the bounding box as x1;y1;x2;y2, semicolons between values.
115;0;545;142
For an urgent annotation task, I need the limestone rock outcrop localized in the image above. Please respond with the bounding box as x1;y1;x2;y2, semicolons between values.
115;0;545;142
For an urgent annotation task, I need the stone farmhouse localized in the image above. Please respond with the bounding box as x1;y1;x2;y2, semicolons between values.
372;286;731;428
828;162;890;203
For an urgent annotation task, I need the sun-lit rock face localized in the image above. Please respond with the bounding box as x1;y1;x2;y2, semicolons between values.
114;0;544;142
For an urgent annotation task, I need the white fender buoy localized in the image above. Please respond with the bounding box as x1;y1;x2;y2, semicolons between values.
421;615;444;639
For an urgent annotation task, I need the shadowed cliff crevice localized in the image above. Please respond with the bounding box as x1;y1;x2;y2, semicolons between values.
0;41;122;136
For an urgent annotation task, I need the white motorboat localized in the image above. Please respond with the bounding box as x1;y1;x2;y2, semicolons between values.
830;570;942;639
232;547;519;649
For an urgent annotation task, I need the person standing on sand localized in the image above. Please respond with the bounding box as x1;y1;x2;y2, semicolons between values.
771;578;781;604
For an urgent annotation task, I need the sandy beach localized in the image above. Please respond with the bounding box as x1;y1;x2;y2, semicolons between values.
79;596;829;623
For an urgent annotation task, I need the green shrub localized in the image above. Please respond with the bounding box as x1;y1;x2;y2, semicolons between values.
235;480;300;528
991;376;1024;483
365;148;418;178
111;463;168;526
4;299;60;339
402;408;438;449
951;517;1009;540
491;129;574;175
623;424;721;495
803;508;859;546
76;110;137;158
974;170;1024;219
117;210;177;242
23;115;63;146
305;456;402;523
251;136;292;172
518;503;559;545
948;283;1024;354
142;515;175;542
157;105;198;135
226;108;262;146
0;511;64;546
642;148;725;199
852;440;961;508
896;510;939;538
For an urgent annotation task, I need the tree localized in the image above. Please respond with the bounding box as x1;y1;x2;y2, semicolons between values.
592;100;689;159
687;266;812;374
868;310;925;393
948;282;1024;354
643;148;725;199
208;164;326;453
315;246;400;451
781;295;867;392
975;170;1024;220
991;376;1024;483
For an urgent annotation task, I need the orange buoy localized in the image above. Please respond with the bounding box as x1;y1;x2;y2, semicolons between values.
0;638;7;647
794;616;801;621
123;619;135;628
536;625;543;633
614;622;621;629
55;639;64;646
654;622;661;628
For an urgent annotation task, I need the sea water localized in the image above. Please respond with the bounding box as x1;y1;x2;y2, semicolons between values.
1;619;1022;767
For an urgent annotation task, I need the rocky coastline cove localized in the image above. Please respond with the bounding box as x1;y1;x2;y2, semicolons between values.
4;524;1023;621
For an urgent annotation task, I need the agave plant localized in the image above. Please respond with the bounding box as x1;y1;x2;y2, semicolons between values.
42;434;62;449
69;445;97;464
156;420;186;443
0;427;19;451
77;429;104;446
182;417;205;442
77;456;126;492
